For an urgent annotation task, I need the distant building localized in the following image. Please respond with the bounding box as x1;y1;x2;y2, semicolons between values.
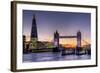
23;35;30;53
29;15;38;49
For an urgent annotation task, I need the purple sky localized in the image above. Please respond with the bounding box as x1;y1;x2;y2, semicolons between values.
23;10;91;45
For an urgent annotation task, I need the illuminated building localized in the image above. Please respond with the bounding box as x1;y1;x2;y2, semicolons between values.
29;15;38;49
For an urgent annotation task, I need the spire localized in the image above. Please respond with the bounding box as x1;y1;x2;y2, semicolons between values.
55;30;59;36
32;14;35;21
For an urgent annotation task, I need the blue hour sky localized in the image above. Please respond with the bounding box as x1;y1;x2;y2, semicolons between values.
23;10;91;44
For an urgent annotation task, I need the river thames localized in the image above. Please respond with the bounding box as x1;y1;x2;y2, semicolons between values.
23;52;91;62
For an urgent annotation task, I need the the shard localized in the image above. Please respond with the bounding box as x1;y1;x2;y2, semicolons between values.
31;15;38;40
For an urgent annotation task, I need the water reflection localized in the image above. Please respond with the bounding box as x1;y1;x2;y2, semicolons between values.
23;52;91;62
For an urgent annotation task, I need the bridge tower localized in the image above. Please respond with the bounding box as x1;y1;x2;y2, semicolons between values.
77;31;81;48
54;30;59;48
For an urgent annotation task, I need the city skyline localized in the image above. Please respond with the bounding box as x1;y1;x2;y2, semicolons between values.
23;10;91;46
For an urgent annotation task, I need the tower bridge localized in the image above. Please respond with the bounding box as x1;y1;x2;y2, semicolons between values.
53;30;82;55
54;30;81;49
53;30;90;55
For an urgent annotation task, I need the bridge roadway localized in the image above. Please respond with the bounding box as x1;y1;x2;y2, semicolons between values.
59;36;77;38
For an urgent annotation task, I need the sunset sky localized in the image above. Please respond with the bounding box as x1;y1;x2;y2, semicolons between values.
23;10;91;46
